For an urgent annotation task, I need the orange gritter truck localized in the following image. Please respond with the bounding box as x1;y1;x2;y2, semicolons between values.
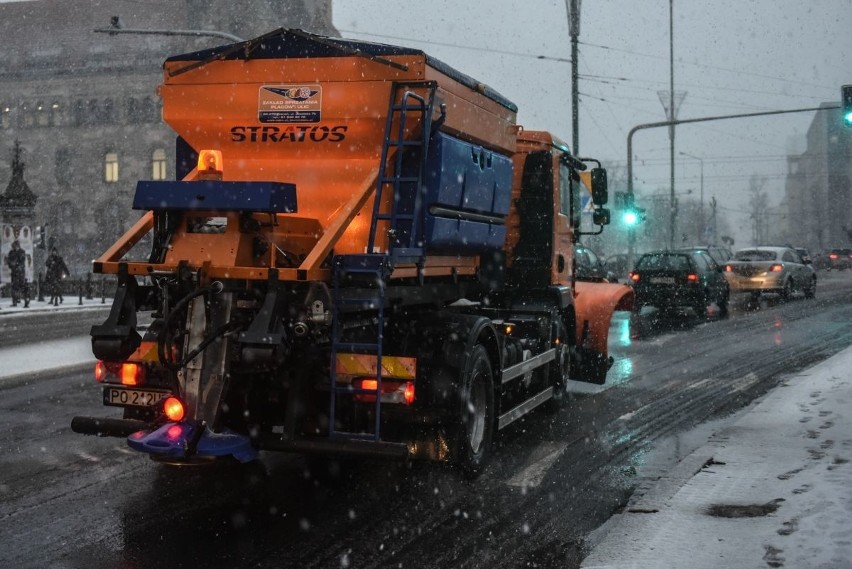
71;28;632;477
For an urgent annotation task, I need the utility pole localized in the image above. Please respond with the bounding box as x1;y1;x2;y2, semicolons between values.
566;0;581;156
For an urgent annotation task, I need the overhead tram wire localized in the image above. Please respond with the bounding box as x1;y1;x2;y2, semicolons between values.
338;29;572;64
580;72;835;102
578;40;839;94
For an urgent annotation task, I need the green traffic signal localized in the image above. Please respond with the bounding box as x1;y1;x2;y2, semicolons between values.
844;109;852;127
623;210;639;226
843;85;852;127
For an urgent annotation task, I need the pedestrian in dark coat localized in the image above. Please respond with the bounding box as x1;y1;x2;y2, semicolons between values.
6;240;28;307
45;247;69;306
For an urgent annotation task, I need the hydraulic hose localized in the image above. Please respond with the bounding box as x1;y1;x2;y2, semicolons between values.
157;281;224;372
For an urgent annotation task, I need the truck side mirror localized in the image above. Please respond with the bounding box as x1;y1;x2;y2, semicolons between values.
592;208;610;226
591;168;608;206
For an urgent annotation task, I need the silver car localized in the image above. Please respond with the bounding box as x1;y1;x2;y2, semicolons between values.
724;246;816;300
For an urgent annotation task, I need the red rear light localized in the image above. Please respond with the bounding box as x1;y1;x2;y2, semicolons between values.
769;264;783;273
724;264;733;272
403;382;415;405
687;273;699;282
830;254;838;259
629;272;639;282
354;377;415;405
94;361;108;382
163;397;186;422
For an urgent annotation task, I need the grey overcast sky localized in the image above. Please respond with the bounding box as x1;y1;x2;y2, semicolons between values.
334;0;852;246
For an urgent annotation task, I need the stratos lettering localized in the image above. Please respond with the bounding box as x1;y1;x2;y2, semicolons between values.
231;125;347;143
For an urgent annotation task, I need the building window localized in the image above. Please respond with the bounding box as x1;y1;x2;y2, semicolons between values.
21;102;34;128
50;102;63;127
87;99;101;126
142;97;157;123
36;101;49;127
73;100;85;126
125;98;139;124
102;99;115;124
104;152;119;183
152;149;167;180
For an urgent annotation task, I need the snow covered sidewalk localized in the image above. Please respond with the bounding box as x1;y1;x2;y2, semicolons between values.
0;335;94;382
582;345;852;569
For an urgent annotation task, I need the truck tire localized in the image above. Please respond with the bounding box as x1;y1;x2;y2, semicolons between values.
547;321;571;412
451;344;495;479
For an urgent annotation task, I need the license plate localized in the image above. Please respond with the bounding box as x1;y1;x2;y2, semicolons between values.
103;387;170;408
650;277;675;284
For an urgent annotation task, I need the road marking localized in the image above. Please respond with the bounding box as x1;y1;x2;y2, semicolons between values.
506;441;568;489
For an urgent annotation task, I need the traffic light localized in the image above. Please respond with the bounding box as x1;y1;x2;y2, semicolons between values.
843;85;852;127
34;225;45;249
622;206;646;226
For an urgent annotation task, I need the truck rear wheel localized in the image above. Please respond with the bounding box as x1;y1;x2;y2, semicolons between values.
547;321;571;412
451;344;495;479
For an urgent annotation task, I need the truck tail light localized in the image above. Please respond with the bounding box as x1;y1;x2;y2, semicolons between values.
687;273;699;282
162;397;186;422
769;264;783;272
355;378;415;405
95;361;146;386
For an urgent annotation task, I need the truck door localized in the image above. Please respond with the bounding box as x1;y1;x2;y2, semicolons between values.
552;154;577;286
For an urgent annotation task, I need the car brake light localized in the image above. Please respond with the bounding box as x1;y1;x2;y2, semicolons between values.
724;264;733;272
769;263;783;272
355;377;415;405
163;397;186;422
687;273;699;282
629;272;639;282
830;254;838;259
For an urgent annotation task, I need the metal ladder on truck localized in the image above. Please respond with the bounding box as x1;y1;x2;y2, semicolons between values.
328;81;437;447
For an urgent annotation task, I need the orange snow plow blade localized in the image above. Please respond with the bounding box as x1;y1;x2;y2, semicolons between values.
573;281;633;383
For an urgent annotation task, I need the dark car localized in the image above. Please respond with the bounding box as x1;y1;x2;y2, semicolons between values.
575;246;616;283
604;254;629;282
630;249;729;318
826;248;852;270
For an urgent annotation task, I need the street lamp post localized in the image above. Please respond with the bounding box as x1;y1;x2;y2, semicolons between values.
679;151;704;242
566;0;581;156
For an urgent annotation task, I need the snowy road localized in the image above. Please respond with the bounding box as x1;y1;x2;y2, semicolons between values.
2;272;852;568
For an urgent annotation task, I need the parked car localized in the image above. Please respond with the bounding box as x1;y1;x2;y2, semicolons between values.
723;246;816;300
574;246;617;282
826;248;852;270
811;250;832;271
629;249;729;319
604;254;629;281
677;245;733;267
794;247;812;265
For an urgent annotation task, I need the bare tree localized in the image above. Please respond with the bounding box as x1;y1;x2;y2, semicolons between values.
747;175;770;245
